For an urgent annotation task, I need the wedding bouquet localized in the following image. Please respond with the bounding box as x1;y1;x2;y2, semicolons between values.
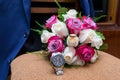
31;0;106;75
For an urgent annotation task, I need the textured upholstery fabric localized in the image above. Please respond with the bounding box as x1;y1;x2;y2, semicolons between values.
10;51;120;80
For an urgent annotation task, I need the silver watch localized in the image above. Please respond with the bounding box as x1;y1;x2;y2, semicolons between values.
50;52;65;75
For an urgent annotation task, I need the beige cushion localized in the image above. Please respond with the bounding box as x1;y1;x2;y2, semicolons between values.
10;51;120;80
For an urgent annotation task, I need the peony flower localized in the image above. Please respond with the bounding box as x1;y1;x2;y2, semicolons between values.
67;18;83;35
48;36;65;53
51;21;68;37
79;29;103;49
63;47;76;64
82;16;98;30
67;34;79;47
41;30;56;43
76;45;95;62
45;15;58;29
62;9;78;21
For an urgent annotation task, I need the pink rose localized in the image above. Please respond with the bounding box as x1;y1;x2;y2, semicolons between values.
48;36;65;53
67;18;83;35
76;45;95;62
82;16;98;30
45;15;58;29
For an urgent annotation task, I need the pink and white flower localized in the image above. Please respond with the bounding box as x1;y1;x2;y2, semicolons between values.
48;36;65;53
67;18;83;35
45;15;58;29
82;16;98;30
76;45;95;62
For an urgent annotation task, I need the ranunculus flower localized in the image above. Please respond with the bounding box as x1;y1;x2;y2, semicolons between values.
62;9;78;21
48;36;65;53
67;18;83;35
51;21;68;37
82;16;98;30
45;15;58;28
41;30;55;43
67;34;79;47
79;29;103;49
63;47;76;64
76;45;95;62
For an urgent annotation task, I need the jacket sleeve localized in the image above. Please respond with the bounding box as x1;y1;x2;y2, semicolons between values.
0;0;31;80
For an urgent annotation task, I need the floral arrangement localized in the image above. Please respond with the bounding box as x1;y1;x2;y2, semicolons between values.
31;0;107;75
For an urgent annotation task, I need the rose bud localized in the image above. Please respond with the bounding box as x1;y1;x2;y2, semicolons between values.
41;30;55;43
67;34;79;47
63;47;75;64
62;9;78;21
90;50;99;63
72;56;85;66
51;21;68;38
45;15;58;29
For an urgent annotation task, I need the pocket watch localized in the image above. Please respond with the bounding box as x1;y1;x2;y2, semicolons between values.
50;52;65;75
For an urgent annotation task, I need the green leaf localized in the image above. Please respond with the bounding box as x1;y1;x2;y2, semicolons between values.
58;7;68;14
96;31;105;40
58;7;68;21
78;12;82;19
99;43;108;51
93;15;106;22
58;14;64;21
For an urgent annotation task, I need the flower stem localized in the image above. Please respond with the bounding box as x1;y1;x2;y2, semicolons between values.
55;0;62;8
31;28;42;35
35;20;46;29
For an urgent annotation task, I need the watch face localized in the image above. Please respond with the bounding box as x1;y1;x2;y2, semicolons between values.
51;54;65;67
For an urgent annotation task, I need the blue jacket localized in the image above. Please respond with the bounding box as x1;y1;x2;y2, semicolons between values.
0;0;31;80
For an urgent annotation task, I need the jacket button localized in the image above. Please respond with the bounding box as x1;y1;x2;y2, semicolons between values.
24;32;29;38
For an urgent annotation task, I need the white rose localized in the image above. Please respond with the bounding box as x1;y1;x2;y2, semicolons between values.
63;47;75;64
62;9;78;21
79;29;103;49
90;50;99;63
72;56;85;66
51;21;68;37
91;36;103;49
41;30;55;43
79;29;97;43
67;34;79;47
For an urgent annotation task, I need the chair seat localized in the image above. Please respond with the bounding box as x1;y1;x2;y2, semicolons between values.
10;51;120;80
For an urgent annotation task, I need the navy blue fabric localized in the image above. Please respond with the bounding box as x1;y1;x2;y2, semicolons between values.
80;0;95;17
0;0;31;80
